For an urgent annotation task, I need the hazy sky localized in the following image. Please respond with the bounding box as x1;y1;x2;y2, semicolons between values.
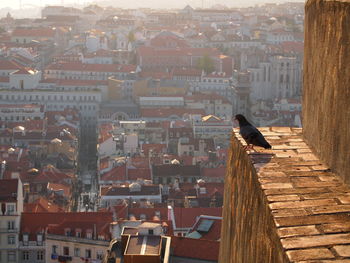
0;0;305;10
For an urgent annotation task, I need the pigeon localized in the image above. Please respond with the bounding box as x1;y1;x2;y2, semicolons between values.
234;114;272;150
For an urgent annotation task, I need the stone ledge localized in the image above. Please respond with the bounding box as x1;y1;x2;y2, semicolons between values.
233;127;350;262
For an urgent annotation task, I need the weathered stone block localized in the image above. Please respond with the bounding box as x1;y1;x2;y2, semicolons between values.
286;248;334;261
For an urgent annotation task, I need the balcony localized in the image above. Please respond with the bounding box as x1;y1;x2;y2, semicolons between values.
19;240;45;248
0;228;18;233
57;255;72;262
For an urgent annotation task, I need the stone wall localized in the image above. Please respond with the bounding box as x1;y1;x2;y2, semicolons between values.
219;128;350;263
303;0;350;184
218;130;289;263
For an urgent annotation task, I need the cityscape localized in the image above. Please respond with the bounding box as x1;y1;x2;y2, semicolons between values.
0;1;314;263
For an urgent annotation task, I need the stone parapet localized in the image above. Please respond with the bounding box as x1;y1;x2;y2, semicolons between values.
219;127;350;263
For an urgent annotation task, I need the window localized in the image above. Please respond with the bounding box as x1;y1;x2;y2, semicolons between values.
86;231;92;239
23;234;29;245
97;251;103;260
37;234;43;245
8;221;15;230
6;204;15;215
8;251;16;261
8;235;15;244
63;246;69;256
22;251;29;261
148;229;154;235
74;248;80;257
85;249;91;258
52;245;57;254
65;228;71;236
37;251;44;261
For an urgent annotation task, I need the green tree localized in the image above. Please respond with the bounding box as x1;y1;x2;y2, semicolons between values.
128;31;135;43
197;55;215;74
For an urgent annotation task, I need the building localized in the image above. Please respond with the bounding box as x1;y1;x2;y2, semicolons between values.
0;104;44;122
248;55;302;101
44;62;137;82
100;183;162;208
45;215;112;263
192;115;232;144
104;222;171;263
0;178;23;263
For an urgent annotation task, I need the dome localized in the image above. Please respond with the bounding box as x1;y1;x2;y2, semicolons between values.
171;159;180;165
13;126;25;131
7;148;15;154
129;182;141;192
27;168;39;175
51;138;62;144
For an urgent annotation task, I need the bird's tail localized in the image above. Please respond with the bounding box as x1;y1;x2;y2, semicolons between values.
264;142;272;149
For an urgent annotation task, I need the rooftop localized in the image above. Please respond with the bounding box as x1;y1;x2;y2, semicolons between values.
125;235;161;255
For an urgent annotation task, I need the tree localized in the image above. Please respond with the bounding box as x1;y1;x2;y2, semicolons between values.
128;31;135;43
197;55;215;74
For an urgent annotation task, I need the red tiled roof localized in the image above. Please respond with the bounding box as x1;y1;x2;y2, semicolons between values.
41;78;108;86
100;184;160;196
173;207;222;228
22;165;72;184
12;28;56;38
0;179;18;202
0;119;45;131
171;236;219;261
12;68;36;75
20;212;113;241
45;62;136;73
24;197;64;213
84;49;113;58
47;219;111;239
12;130;76;141
129;157;150;169
127;168;151;181
137;46;221;57
185;93;232;105
100;165;126;182
141;143;166;156
139;71;172;79
202;167;226;178
141;108;205;118
0;59;22;70
98;123;113;144
190;216;222;241
128;207;168;221
152;164;200;178
99;156;110;170
172;67;202;77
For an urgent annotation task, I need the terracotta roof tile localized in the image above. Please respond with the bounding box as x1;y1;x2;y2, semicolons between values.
0;179;18;202
141;108;205;118
45;62;136;73
171;236;219;261
12;28;56;38
100;165;126;182
173;207;222;228
20;212;113;241
127;168;151;181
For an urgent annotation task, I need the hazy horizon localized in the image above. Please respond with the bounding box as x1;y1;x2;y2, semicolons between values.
0;0;305;10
